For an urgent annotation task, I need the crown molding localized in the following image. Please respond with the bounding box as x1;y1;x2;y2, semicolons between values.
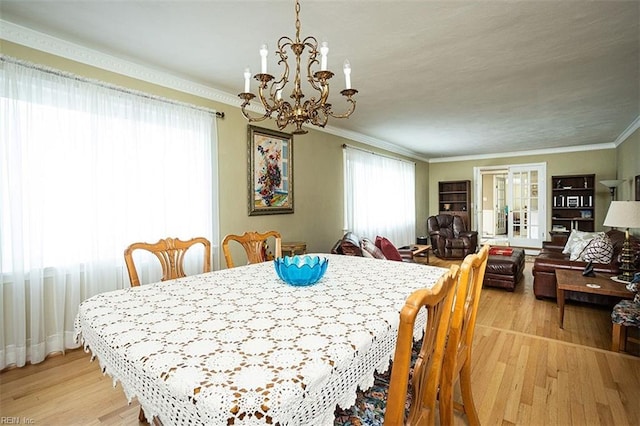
428;142;617;163
1;20;239;107
614;115;640;146
318;124;430;162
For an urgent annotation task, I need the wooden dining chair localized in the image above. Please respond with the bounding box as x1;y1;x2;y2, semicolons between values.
124;236;211;422
334;264;459;425
438;244;490;426
384;264;459;425
222;230;282;268
124;236;212;286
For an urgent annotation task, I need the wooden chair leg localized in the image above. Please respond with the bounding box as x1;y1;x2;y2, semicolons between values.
459;361;480;426
438;374;455;426
139;406;148;423
611;324;625;352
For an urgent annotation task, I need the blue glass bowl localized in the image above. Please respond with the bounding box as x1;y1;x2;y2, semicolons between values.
274;255;329;286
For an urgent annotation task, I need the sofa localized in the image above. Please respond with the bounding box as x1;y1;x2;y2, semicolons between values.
532;229;640;305
331;232;414;262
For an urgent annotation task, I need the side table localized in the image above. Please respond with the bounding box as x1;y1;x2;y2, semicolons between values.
281;241;307;257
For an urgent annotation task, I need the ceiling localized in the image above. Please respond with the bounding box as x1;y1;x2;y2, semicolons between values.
1;0;638;161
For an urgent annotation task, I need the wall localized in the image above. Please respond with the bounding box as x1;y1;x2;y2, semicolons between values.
2;41;430;266
428;150;618;233
615;127;640;202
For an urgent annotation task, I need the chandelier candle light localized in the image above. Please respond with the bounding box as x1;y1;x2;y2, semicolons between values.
238;0;357;135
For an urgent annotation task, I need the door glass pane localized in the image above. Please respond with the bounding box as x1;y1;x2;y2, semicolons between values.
529;171;539;237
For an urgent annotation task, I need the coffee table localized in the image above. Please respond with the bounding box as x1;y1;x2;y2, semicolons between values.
411;244;431;263
555;269;634;329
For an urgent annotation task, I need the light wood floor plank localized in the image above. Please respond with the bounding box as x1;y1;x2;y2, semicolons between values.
1;258;639;425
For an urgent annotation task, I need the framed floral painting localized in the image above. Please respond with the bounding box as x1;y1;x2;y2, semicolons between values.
248;125;294;215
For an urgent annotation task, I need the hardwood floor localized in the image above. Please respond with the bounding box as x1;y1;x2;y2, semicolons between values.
2;258;639;425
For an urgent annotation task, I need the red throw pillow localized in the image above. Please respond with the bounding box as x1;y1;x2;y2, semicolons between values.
375;236;403;261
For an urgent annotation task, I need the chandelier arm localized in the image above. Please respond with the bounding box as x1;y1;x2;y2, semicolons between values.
273;38;293;95
256;84;279;114
318;83;331;106
239;103;271;123
302;37;323;92
276;101;294;130
328;94;357;119
308;106;329;128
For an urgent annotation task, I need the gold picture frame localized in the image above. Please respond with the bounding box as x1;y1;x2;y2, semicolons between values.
248;125;294;215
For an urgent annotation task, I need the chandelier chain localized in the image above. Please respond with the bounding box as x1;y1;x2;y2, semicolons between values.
295;0;301;43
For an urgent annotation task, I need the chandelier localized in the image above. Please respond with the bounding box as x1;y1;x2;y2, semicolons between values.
238;0;358;135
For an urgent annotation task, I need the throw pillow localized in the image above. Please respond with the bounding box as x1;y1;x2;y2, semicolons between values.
562;230;602;261
375;236;403;261
580;233;614;263
360;238;386;259
340;232;363;256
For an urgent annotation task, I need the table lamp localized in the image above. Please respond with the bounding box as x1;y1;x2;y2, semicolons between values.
600;179;624;201
603;201;640;281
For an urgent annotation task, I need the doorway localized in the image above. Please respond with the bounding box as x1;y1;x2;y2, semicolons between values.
474;163;547;249
478;169;508;244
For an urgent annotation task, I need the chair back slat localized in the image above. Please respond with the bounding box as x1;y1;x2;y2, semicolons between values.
222;231;282;268
124;237;211;287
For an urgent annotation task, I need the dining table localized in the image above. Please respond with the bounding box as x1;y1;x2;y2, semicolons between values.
75;253;447;425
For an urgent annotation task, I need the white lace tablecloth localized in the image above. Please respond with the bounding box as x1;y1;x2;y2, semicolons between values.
75;254;446;425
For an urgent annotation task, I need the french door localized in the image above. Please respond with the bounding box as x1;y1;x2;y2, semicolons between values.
474;163;547;248
507;164;546;248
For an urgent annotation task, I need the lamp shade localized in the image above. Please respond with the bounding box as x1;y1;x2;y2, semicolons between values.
599;179;624;189
603;201;640;229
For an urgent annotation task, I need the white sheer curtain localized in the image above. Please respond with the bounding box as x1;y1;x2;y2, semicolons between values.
0;58;218;369
343;146;416;247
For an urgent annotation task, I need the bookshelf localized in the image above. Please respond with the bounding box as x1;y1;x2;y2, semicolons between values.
551;174;595;233
438;180;471;229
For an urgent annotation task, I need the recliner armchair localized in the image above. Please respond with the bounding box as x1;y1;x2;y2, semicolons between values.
428;214;478;259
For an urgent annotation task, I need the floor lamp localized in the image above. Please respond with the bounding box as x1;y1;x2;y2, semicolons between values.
603;201;640;282
600;179;624;201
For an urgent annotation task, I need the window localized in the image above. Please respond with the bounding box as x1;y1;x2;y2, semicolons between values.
0;58;218;368
343;146;415;246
